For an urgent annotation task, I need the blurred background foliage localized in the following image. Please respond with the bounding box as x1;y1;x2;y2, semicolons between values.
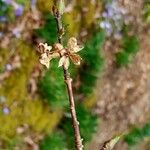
143;0;150;23
0;0;104;149
0;0;149;149
124;123;150;150
115;35;139;67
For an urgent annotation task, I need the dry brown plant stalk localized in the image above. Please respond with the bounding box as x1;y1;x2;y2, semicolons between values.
37;1;83;149
52;5;83;150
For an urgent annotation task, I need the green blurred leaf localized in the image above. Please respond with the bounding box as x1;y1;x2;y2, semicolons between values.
142;123;150;137
78;30;105;96
35;14;57;44
124;128;144;146
123;36;139;54
40;131;67;150
143;0;150;23
116;35;139;67
116;51;130;67
38;59;68;108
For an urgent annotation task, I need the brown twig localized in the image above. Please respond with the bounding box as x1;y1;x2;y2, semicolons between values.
52;5;83;150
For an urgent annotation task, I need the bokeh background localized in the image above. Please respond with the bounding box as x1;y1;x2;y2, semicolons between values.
0;0;150;150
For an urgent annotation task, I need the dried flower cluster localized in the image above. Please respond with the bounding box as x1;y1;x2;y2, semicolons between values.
38;37;83;69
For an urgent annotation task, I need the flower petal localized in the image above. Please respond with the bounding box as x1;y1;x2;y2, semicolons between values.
67;37;77;50
49;52;60;59
58;56;66;67
38;43;46;53
58;56;70;69
40;53;47;59
39;58;50;68
69;53;82;65
67;37;84;53
45;44;52;51
53;43;64;51
38;43;52;53
39;53;51;68
64;57;70;69
72;45;84;53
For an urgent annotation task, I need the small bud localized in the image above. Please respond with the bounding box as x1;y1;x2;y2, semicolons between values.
58;0;65;15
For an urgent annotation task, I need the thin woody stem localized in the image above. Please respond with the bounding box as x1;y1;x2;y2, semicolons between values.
52;6;83;150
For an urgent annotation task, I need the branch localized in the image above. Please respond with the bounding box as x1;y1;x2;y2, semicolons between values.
52;5;83;150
